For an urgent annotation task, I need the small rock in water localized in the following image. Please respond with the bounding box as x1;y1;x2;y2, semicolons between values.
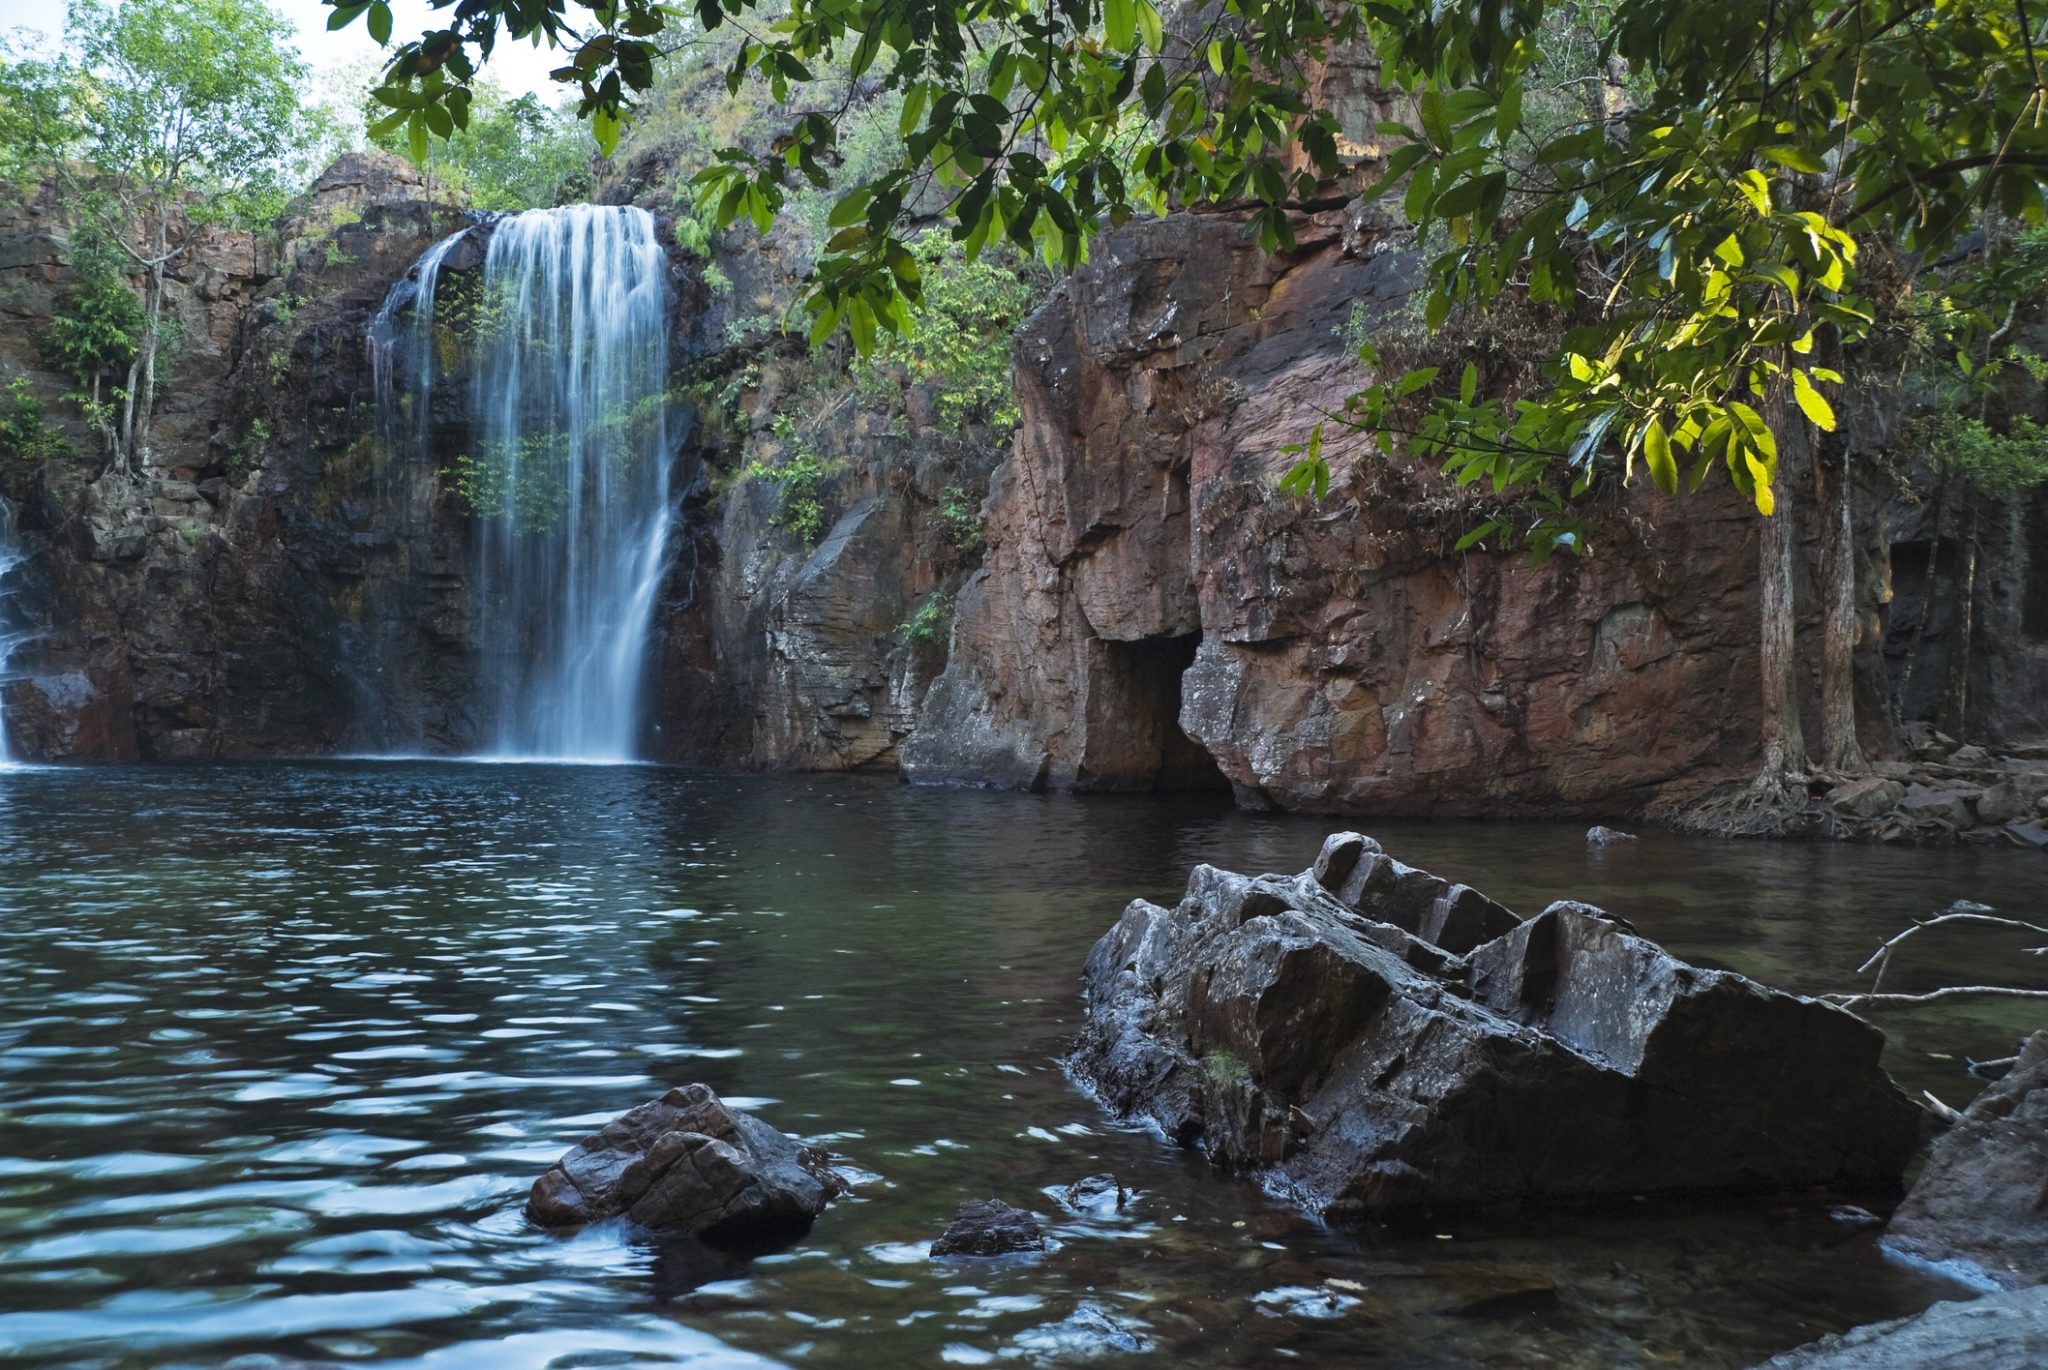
1059;1173;1129;1214
526;1083;844;1247
1585;824;1637;846
930;1198;1047;1256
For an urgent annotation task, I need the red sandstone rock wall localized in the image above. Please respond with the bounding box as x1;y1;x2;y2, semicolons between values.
903;204;1806;815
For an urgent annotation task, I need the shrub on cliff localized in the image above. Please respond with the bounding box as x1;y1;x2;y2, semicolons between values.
2;0;307;476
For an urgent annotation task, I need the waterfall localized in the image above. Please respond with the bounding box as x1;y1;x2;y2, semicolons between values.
371;206;675;762
368;227;468;463
0;497;28;767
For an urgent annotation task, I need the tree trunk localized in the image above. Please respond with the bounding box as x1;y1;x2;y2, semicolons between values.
1816;442;1864;770
1938;502;1980;739
1758;405;1809;788
1894;482;1945;725
130;213;170;475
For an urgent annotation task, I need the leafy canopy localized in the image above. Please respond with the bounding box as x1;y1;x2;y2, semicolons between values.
329;0;2046;546
5;0;308;228
1289;0;2048;551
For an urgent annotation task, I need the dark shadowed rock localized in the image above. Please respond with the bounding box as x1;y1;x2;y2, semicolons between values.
1070;834;1921;1218
1755;1287;2048;1368
930;1198;1047;1256
1884;1033;2048;1289
527;1084;843;1245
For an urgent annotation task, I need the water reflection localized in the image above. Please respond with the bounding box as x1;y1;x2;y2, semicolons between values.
0;763;2039;1367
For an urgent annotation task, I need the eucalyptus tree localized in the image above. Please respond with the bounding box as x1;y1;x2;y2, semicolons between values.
3;0;306;475
332;0;2044;790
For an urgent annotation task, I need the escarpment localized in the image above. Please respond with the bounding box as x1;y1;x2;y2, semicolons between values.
2;150;2043;825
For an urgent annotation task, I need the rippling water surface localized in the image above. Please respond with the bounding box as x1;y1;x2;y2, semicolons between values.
1;763;2041;1368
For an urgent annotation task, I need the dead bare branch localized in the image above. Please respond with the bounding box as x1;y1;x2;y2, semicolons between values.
1853;907;2048;994
1822;985;2048;1009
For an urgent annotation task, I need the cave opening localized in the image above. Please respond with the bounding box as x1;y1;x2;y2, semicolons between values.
1099;631;1231;793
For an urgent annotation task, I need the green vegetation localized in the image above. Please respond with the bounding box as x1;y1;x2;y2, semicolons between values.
937;484;984;552
901;591;952;644
443;438;572;535
3;0;307;475
738;415;837;545
852;233;1046;435
38;221;143;463
1201;1051;1252;1085
0;377;70;467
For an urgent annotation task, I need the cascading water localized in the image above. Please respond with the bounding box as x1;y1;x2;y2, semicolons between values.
0;497;29;767
371;206;675;762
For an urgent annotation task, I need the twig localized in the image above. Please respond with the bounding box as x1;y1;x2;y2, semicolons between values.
1921;1090;1965;1125
1822;985;2048;1008
1853;909;2048;994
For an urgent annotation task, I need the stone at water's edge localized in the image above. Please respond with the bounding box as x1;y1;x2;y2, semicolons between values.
1754;1286;2048;1368
1069;832;1923;1218
527;1084;844;1245
929;1198;1048;1257
1884;1032;2048;1289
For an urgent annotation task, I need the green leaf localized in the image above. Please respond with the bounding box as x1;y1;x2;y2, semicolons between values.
367;2;392;45
1103;0;1136;52
1746;451;1776;515
592;106;621;157
1734;169;1771;216
1495;83;1522;140
1759;145;1824;174
1727;400;1777;460
1792;370;1836;430
1418;87;1451;151
1135;0;1164;53
327;4;370;31
1454;519;1500;551
1643;417;1676;493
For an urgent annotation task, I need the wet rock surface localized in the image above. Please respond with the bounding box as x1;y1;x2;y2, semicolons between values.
930;1198;1048;1256
528;1084;843;1245
1884;1032;2048;1289
1070;832;1922;1218
1755;1286;2048;1368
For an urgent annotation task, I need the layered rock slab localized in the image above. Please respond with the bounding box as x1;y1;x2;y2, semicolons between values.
1884;1031;2048;1289
528;1084;843;1245
1069;833;1921;1218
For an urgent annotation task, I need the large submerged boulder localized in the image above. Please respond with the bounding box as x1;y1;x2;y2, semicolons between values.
1884;1032;2048;1288
1069;833;1922;1218
527;1084;844;1245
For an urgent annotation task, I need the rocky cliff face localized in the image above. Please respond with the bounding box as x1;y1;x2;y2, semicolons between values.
902;205;1780;811
3;149;2041;823
0;155;474;760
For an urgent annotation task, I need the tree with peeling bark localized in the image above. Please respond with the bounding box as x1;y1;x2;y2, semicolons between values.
327;0;2044;794
1;0;306;476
